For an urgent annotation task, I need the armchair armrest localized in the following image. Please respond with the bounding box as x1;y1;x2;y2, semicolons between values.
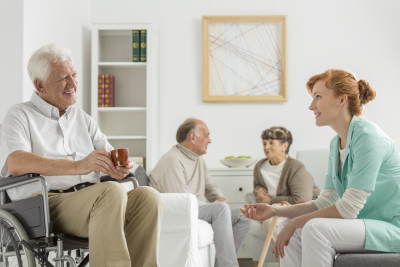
159;193;199;267
160;193;198;232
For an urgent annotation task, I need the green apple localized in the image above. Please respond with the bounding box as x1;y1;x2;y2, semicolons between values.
225;156;236;159
237;156;247;159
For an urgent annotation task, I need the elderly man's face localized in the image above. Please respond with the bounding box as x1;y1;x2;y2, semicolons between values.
37;58;78;113
193;122;211;156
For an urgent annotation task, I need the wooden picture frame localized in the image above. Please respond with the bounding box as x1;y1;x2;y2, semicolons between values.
202;16;287;103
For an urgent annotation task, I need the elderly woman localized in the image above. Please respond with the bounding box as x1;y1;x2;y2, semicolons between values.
253;126;320;246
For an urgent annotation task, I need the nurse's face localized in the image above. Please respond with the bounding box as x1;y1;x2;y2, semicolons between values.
309;79;343;127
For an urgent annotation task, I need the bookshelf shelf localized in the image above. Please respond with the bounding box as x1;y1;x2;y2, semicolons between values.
98;62;147;68
106;136;147;140
98;107;146;113
92;23;158;172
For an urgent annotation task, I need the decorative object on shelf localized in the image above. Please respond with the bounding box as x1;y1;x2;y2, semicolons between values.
140;30;147;62
132;30;140;62
98;74;105;107
202;16;287;103
220;157;257;168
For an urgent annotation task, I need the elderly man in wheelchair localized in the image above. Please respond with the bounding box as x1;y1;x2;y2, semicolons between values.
0;43;162;267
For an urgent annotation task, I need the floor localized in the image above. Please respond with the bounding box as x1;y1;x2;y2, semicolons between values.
239;259;278;267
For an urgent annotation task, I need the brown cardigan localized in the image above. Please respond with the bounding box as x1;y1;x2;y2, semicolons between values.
253;156;320;205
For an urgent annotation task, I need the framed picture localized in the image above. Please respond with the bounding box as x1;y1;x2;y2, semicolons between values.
202;16;287;102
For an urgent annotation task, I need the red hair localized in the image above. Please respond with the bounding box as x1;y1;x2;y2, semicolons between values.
306;69;376;116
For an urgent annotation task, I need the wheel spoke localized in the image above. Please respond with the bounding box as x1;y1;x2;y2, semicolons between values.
0;213;35;267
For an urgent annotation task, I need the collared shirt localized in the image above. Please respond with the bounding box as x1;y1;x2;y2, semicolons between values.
0;92;113;201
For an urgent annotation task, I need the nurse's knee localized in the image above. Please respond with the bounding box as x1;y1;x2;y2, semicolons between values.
302;218;326;241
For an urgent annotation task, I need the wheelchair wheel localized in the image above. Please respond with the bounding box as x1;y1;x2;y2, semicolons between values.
0;209;35;267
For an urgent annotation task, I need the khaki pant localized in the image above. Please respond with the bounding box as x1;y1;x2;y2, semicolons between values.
261;216;286;241
48;182;162;267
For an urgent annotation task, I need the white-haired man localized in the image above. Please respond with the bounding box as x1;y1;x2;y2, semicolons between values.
150;118;251;267
0;44;162;267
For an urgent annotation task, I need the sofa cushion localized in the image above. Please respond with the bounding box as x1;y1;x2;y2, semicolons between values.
198;219;214;248
134;166;149;186
334;253;400;267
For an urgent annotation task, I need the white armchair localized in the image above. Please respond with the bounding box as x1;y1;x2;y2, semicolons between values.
131;167;216;267
159;193;216;267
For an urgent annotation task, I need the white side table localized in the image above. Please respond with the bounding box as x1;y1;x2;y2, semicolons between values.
209;167;254;259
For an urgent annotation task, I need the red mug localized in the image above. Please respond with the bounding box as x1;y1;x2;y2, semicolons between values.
110;148;129;167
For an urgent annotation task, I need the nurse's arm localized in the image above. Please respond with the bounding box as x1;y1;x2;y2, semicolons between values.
288;204;342;229
272;201;319;218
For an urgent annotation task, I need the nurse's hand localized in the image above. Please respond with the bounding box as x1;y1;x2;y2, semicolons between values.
272;220;296;259
240;204;275;222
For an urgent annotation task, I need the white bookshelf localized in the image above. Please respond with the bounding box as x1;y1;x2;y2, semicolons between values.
91;22;158;172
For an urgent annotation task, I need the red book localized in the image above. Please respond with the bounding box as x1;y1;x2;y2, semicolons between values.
104;75;115;107
111;75;115;107
98;75;105;107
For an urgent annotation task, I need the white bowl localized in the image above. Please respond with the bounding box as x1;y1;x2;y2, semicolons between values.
220;158;257;168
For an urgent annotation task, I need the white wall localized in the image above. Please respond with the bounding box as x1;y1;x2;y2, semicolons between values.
92;0;400;168
2;1;399;169
23;0;92;113
0;0;24;122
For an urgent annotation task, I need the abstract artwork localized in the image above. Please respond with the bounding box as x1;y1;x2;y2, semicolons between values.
202;16;287;102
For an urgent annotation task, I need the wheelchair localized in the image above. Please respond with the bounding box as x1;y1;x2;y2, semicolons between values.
0;172;139;267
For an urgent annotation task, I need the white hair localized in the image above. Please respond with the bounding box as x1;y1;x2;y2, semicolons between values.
27;43;73;84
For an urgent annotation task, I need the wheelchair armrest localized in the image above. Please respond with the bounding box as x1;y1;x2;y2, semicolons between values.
100;172;139;188
0;173;41;190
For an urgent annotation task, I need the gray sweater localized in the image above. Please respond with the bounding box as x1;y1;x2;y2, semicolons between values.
253;156;320;204
149;144;224;205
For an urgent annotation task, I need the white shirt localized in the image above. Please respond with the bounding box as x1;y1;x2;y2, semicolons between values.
0;92;113;201
260;155;287;197
339;147;345;176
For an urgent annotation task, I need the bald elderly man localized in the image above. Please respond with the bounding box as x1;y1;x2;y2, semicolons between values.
149;118;251;267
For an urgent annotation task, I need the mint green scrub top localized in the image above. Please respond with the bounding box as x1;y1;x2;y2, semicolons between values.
324;115;400;252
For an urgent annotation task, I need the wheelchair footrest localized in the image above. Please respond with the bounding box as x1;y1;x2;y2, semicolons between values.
21;240;54;267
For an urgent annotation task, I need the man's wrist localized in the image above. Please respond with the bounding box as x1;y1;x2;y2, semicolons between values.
74;160;81;175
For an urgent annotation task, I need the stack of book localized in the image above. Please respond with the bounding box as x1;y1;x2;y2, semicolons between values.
98;74;115;107
132;30;147;62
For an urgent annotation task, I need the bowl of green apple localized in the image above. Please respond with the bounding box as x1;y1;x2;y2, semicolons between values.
220;156;257;168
